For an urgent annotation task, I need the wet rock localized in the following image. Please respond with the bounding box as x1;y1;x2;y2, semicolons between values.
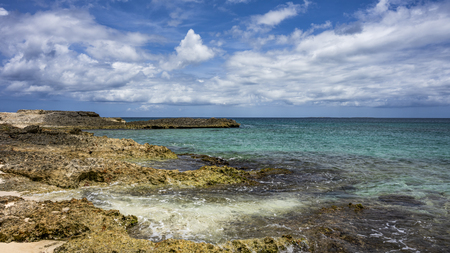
180;153;230;166
340;185;357;191
68;128;82;135
23;125;41;134
378;195;425;206
248;168;293;179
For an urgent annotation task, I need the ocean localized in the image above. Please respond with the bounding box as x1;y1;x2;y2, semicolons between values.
38;118;450;251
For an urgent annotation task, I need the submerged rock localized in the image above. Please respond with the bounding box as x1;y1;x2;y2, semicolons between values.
180;153;230;166
378;194;425;206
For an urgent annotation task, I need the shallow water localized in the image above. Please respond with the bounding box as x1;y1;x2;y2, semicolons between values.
37;118;450;251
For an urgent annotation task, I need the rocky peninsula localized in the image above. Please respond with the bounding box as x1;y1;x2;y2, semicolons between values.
0;110;379;252
0;110;240;129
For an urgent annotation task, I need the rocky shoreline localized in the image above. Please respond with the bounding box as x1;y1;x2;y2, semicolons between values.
0;110;396;252
0;110;240;129
0;111;307;252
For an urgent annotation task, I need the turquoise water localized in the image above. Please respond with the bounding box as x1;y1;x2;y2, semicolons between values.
91;118;450;196
102;118;450;160
82;118;450;250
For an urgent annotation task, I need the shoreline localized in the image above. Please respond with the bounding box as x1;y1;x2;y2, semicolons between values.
0;110;308;252
1;110;447;252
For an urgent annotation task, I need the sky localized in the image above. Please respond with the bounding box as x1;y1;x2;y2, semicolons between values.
0;0;449;117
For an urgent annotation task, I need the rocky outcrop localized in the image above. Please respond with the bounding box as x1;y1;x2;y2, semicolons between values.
0;110;240;129
1;152;255;188
120;117;240;129
0;125;177;160
0;125;266;189
0;197;137;243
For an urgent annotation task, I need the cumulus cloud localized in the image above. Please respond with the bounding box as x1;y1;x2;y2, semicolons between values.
0;10;154;61
219;0;450;107
160;29;215;71
1;0;449;110
0;7;8;16
0;9;158;96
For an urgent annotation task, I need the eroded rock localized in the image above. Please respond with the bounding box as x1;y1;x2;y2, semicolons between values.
0;197;137;243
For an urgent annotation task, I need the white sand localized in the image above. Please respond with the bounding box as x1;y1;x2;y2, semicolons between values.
0;240;66;253
0;191;22;197
0;191;40;201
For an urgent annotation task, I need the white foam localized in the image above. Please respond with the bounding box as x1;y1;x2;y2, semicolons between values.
85;190;305;243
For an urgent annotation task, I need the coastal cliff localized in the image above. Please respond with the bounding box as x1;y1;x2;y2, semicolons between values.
0;110;240;129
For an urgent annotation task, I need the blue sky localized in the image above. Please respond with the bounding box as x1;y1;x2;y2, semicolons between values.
0;0;449;117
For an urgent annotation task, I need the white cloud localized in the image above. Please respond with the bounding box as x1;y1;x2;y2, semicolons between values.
0;9;158;96
229;1;311;46
220;0;450;107
0;7;8;16
1;0;449;110
250;1;309;30
160;29;215;71
175;29;215;62
0;10;153;61
311;21;332;30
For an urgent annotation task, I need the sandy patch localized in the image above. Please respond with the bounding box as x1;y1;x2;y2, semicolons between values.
0;240;66;253
0;191;38;200
0;191;21;197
